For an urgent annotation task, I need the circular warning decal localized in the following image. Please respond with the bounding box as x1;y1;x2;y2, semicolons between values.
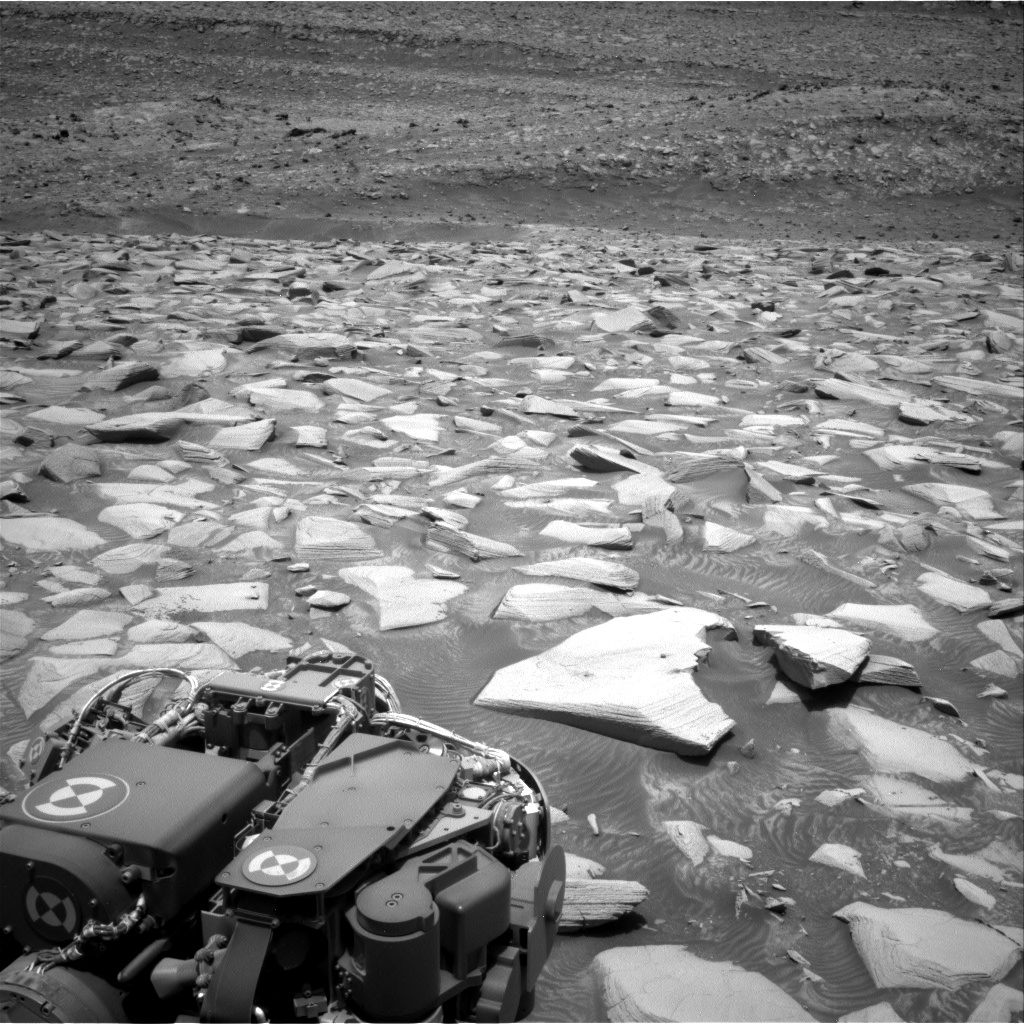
22;773;130;823
243;845;317;887
25;878;80;942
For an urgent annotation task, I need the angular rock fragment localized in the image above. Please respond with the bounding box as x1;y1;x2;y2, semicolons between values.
954;876;996;911
305;590;351;610
754;624;870;689
540;520;633;549
970;651;1020;677
829;603;938;642
493;583;662;622
855;655;920;689
519;557;639;592
0;517;105;552
135;582;269;616
569;444;646;474
826;706;976;783
904;483;1001;521
191;622;293;659
40;587;111;608
338;566;465;630
41;610;131;642
559;878;648;932
125;620;197;644
591;946;816;1023
166;521;234;549
707;835;752;862
664;450;745;482
207;418;276;451
933;375;1024;400
967;984;1024;1023
87;360;160;392
294;516;382;561
38;443;101;483
26;406;105;428
94;480;217;509
916;572;993;613
665;820;711;866
98;502;184;539
217;530;282;554
703;521;756;552
325;378;392;403
0;609;34;658
592;307;650;333
814;378;907;406
381;413;443;442
248;387;323;414
834;902;1021;990
87;412;183;443
292;425;327;447
862;775;972;824
809;842;865;878
427;523;523;560
163;350;227;378
475;608;736;755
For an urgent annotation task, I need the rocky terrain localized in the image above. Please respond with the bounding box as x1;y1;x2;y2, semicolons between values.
0;3;1022;1023
1;225;1022;1022
0;1;1022;242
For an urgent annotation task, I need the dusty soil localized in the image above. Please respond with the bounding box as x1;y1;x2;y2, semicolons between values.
1;1;1022;245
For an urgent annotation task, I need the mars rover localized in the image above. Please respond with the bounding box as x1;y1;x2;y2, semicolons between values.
0;654;565;1022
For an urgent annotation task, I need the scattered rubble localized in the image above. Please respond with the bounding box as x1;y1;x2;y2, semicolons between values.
1;227;1021;1024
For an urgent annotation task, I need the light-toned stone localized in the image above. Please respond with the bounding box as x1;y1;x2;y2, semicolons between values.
98;502;184;539
475;608;736;755
135;582;269;616
592;945;816;1022
664;820;711;866
809;842;866;878
753;624;870;689
493;583;663;622
294;516;382;561
826;706;976;783
519;557;639;591
191;621;293;659
338;566;465;630
835;902;1021;990
916;572;993;613
829;603;938;642
0;517;105;552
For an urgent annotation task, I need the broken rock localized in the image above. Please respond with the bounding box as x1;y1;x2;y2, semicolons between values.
753;624;870;689
591;946;815;1022
338;566;466;630
829;603;938;643
39;443;101;483
475;608;736;755
835;901;1021;990
826;706;976;784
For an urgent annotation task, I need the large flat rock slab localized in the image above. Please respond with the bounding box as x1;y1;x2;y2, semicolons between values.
829;603;938;642
338;565;466;629
592;945;816;1022
518;557;639;591
835;902;1021;990
826;706;976;784
475;608;736;754
0;516;105;552
134;582;269;616
294;516;382;561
